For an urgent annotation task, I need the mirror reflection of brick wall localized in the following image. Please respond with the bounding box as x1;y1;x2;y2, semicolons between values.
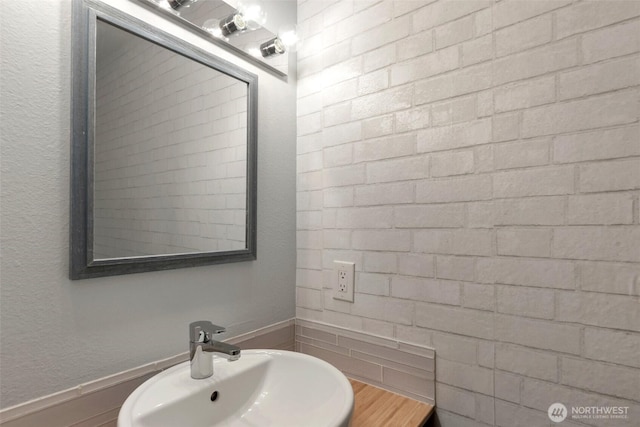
93;21;248;259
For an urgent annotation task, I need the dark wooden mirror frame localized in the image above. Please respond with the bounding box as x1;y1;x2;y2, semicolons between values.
70;0;258;280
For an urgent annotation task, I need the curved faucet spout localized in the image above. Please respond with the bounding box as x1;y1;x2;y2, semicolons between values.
189;321;241;379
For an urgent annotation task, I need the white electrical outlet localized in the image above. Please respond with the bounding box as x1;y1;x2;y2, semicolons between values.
333;261;355;302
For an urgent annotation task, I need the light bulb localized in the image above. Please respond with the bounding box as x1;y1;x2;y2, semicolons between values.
260;37;285;57
237;0;266;31
278;24;298;50
220;12;247;37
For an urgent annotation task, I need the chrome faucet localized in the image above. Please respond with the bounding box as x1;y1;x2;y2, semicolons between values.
189;321;241;379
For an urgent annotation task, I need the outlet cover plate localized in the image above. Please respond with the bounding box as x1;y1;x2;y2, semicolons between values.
333;261;355;302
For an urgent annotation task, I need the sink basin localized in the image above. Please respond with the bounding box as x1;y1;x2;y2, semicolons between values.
118;350;354;427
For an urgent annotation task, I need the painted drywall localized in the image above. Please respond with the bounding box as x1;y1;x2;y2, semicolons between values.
295;1;640;426
0;0;296;408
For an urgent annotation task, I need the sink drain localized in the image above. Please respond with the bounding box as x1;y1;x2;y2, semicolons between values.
210;391;219;402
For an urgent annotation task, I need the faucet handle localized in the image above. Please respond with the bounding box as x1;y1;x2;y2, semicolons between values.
189;321;226;343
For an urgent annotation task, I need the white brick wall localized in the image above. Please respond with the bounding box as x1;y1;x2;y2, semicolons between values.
94;23;248;258
296;0;640;425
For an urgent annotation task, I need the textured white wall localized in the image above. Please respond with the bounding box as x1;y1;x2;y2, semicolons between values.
94;23;248;257
295;1;640;426
0;0;296;408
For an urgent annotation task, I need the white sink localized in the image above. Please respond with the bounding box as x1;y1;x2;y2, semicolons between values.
118;350;354;427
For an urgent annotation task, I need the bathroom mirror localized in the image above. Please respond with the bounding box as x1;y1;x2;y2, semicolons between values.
71;0;258;279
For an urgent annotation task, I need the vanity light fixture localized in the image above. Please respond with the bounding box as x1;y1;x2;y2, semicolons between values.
166;0;198;10
260;37;285;57
219;12;247;37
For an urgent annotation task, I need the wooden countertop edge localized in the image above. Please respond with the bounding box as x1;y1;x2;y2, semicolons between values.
348;378;435;427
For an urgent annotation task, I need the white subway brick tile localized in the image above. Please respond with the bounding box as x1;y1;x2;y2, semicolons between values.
323;144;353;169
496;285;555;320
436;359;494;395
417;175;492;203
298;230;323;249
495;314;581;354
322;78;358;106
462;34;493;67
354;182;414;206
352;15;412;55
495;400;548;427
413;0;492;32
363;251;397;274
561;357;640;401
297;287;324;310
323;229;351;249
475;145;494;173
559;56;640;101
298;112;322;136
357;272;390;296
323;164;366;188
366;155;430;183
582;19;640;63
323;187;354;208
298;170;324;192
435;383;476;419
522;90;638;138
391;46;459;86
416;63;493;104
352;230;411;251
585;328;640;369
298;92;324;116
492;196;565;225
557;291;640;332
495;344;558;382
553;226;640;262
463;283;495;311
398;253;435;278
351;294;414;325
395;105;431;132
494;76;556;113
323;102;352;127
567;193;634;225
437;256;476;282
431;96;477;128
477;90;494;118
493;39;578;85
297;151;323;173
431;151;475;177
492;112;520;142
494;139;550;170
323;122;362;148
467;201;496;228
556;0;640;39
579;158;640;193
336;206;393;229
580;262;640;296
353;134;416;163
431;332;478;365
352;86;413;120
435;16;474;49
477;257;575;289
493;0;572;29
395;204;466;228
391;276;461;305
363;44;397;73
418;118;493;152
414;229;494;256
396;31;434;61
362;115;394;140
358;69;389;96
495;371;522;404
494;166;574;198
497;228;552;258
553;125;640;164
416;303;494;339
495;14;553;58
334;1;389;42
